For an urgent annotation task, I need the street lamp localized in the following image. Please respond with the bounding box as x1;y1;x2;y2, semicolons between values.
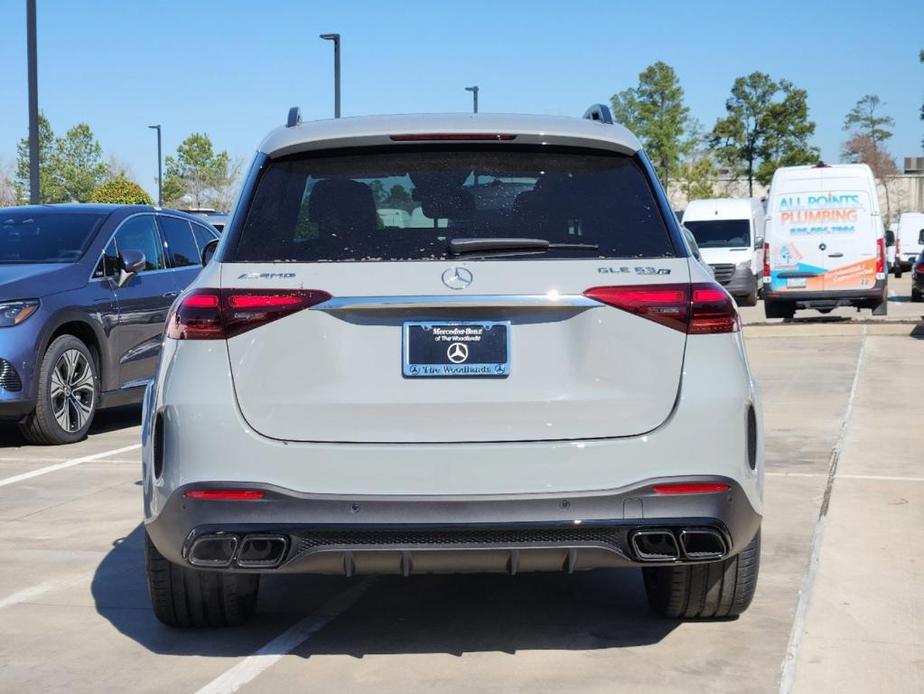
319;33;341;118
465;85;479;114
148;125;162;206
26;0;39;204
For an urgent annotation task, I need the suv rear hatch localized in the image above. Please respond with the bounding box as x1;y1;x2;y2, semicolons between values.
218;144;690;443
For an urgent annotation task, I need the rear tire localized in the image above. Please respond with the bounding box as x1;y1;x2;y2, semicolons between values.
144;530;259;627
643;529;760;619
764;299;795;320
737;284;759;307
911;288;922;303
19;335;98;445
893;265;903;279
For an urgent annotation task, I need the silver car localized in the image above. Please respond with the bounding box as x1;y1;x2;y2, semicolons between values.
142;107;763;627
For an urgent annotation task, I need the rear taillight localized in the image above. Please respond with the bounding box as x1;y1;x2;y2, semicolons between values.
762;241;771;283
914;263;924;276
652;482;731;495
876;238;885;275
166;288;332;340
389;133;517;142
184;489;265;500
583;283;739;334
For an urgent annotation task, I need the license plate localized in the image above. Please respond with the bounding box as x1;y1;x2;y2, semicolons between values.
787;278;807;288
403;321;510;377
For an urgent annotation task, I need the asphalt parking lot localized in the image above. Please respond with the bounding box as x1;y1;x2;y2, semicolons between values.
0;280;921;694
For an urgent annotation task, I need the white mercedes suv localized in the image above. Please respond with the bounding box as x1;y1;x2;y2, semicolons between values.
142;106;763;627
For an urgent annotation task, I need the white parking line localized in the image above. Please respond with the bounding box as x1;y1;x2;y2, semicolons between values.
0;575;85;610
0;443;141;488
778;335;866;693
767;471;924;482
195;579;373;694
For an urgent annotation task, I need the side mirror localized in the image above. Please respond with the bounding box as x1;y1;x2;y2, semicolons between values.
201;238;219;265
116;249;146;288
885;230;895;247
754;237;764;250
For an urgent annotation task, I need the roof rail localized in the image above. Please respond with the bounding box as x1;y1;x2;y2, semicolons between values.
583;104;613;124
286;106;302;128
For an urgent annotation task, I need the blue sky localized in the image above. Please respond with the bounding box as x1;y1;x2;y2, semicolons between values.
1;0;922;199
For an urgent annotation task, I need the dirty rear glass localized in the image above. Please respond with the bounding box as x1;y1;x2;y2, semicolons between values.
231;147;675;262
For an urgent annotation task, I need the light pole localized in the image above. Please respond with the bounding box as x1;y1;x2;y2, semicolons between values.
319;33;341;118
148;125;162;206
26;0;39;204
465;85;479;114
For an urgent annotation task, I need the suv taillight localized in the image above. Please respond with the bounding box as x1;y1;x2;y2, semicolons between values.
166;288;332;340
583;283;739;334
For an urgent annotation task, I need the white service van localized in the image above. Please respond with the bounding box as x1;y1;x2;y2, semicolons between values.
895;212;924;272
682;198;765;305
762;163;887;318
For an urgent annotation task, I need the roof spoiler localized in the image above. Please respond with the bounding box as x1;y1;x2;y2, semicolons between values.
286;106;302;128
583;104;613;124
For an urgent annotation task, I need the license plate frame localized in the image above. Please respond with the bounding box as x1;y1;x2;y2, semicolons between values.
402;320;511;378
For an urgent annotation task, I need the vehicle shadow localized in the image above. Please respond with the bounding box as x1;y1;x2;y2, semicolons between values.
0;404;141;448
92;524;681;658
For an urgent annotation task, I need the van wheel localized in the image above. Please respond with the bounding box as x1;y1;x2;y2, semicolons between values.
19;335;98;445
736;286;759;307
144;530;259;627
893;265;903;279
643;529;760;619
764;300;794;320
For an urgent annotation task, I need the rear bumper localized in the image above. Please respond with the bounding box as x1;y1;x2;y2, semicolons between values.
763;283;886;308
145;476;762;575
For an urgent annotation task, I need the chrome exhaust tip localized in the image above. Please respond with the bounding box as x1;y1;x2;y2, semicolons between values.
679;528;727;561
237;534;289;568
630;529;680;561
188;534;238;567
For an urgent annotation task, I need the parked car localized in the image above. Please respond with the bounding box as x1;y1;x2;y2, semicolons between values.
682;197;765;306
895;212;924;274
763;163;887;319
912;250;924;302
0;205;219;444
142;107;763;627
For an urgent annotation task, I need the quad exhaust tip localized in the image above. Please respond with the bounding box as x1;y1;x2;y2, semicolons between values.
630;528;728;562
187;533;288;568
630;529;680;561
678;528;727;560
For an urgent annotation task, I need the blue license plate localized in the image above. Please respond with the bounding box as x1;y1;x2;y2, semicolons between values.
403;321;510;378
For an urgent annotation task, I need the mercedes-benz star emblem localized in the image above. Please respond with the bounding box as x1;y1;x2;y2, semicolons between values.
441;266;473;290
447;342;469;364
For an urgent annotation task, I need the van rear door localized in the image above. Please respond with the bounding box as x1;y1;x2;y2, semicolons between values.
768;188;876;293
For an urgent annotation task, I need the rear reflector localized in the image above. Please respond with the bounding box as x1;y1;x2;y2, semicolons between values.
166;288;332;340
185;489;265;500
652;483;731;495
583;282;739;334
389;133;517;141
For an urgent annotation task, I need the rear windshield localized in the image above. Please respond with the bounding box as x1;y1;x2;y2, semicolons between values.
0;210;107;264
230;147;675;262
683;219;751;248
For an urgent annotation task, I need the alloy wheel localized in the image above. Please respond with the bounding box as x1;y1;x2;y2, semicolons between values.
50;349;95;433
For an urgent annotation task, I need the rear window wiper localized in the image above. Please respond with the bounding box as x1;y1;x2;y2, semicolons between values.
449;237;599;256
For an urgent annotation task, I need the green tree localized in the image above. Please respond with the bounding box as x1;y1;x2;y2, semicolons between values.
163;133;234;209
14;113;59;202
51;124;109;202
843;95;894;145
709;72;818;195
15;114;110;203
89;176;153;205
383;184;414;212
611;62;690;184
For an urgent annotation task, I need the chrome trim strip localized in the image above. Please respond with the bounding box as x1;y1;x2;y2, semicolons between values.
314;294;600;310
